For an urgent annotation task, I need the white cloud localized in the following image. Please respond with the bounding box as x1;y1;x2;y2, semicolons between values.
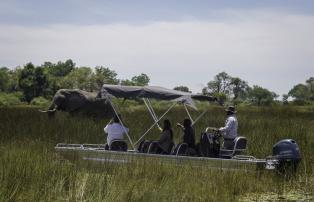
0;10;314;94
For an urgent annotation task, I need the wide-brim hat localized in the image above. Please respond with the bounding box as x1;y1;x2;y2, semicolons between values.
225;106;237;114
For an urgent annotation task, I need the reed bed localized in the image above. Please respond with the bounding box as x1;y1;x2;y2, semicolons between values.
0;106;313;201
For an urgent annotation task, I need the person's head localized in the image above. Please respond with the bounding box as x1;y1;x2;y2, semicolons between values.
183;118;192;128
163;119;172;130
225;106;236;116
163;119;173;138
113;114;122;123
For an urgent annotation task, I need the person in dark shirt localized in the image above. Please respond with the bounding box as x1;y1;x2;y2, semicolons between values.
140;119;174;154
158;119;174;153
177;118;195;149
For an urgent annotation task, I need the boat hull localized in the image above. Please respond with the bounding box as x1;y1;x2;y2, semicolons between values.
55;144;272;172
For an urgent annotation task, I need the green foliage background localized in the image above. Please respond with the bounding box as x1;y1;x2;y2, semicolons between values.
1;60;314;107
0;60;150;105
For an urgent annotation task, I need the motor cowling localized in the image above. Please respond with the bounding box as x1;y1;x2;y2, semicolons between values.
272;139;301;174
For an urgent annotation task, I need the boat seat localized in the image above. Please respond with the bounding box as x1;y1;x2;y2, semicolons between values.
147;141;158;154
147;141;174;154
173;143;189;156
219;136;247;159
173;143;198;156
161;142;175;155
138;140;150;153
110;140;128;152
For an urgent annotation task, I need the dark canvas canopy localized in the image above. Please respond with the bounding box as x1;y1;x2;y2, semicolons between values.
101;84;215;105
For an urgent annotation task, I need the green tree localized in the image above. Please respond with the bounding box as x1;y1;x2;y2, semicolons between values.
230;77;249;101
202;72;232;104
18;63;36;102
121;73;150;86
203;72;250;104
41;60;76;97
0;67;19;92
34;67;49;97
93;66;119;90
248;85;278;106
0;67;10;92
131;73;150;86
120;79;134;86
60;67;94;91
206;72;232;95
46;59;75;77
174;86;191;93
7;68;21;92
305;77;314;100
288;84;310;104
18;63;48;102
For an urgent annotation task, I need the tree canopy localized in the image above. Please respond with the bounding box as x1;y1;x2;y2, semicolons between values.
18;63;49;102
120;73;150;86
0;60;313;106
0;67;10;92
0;60;151;103
202;72;250;104
248;85;278;106
288;77;314;104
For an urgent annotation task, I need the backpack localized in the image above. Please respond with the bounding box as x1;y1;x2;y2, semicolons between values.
199;132;220;157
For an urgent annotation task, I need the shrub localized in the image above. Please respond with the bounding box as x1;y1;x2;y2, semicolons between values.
30;96;50;107
0;92;23;106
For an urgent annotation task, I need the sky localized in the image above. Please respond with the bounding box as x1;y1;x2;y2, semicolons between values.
1;0;314;95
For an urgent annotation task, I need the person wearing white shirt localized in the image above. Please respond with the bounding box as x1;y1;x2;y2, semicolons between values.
104;115;129;147
219;106;238;149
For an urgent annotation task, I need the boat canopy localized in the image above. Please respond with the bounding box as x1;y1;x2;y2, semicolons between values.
101;84;215;106
100;84;216;150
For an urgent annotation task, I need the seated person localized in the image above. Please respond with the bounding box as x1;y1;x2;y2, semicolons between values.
104;114;129;150
174;118;197;155
206;106;238;150
148;119;174;154
177;118;196;148
219;106;238;149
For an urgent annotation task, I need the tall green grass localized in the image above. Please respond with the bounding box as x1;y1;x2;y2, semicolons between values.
0;106;314;201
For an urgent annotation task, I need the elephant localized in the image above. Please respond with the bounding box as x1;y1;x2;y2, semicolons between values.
40;89;114;118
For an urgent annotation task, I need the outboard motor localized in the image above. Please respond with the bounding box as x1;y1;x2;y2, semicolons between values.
272;139;301;174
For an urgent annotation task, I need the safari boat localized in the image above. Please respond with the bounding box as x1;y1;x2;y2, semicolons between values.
55;85;301;174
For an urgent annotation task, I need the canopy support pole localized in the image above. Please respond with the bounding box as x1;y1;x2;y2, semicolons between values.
184;104;194;124
147;99;159;121
191;109;209;126
146;98;162;130
106;97;135;150
134;102;177;146
143;98;161;130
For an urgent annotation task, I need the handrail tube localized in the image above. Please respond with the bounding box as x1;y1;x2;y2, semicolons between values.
184;104;194;124
134;102;177;146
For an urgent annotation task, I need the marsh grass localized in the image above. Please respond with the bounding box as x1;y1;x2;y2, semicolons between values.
0;106;314;201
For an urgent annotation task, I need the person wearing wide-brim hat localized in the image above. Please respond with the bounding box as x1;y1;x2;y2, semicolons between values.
225;106;237;114
219;106;238;149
